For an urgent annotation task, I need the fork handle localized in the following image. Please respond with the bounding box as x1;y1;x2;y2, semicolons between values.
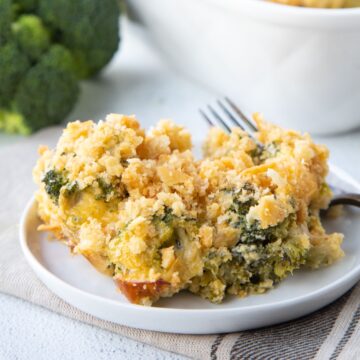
330;193;360;208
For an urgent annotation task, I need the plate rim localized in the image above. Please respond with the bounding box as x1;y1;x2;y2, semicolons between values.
20;164;360;315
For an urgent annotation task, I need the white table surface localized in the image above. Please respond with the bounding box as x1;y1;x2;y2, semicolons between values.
1;18;360;360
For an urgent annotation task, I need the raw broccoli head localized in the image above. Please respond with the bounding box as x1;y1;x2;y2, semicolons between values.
12;15;50;61
38;0;120;78
13;0;38;14
0;0;13;44
0;42;30;107
11;45;80;134
0;45;79;135
0;0;120;135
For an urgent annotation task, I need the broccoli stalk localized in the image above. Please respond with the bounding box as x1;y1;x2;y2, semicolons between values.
0;110;29;135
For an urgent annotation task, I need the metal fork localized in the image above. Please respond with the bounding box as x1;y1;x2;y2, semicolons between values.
200;97;360;209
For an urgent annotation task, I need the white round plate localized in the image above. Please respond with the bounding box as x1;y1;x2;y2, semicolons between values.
20;164;360;334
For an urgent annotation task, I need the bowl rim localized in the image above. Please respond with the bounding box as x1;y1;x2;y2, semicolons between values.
204;0;360;28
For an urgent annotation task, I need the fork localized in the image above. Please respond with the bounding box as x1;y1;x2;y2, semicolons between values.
200;97;360;209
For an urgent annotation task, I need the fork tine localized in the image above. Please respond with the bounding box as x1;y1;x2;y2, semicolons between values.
207;105;231;133
217;99;245;131
199;109;215;127
225;97;257;132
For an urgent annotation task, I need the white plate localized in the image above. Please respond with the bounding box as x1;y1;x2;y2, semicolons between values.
20;164;360;334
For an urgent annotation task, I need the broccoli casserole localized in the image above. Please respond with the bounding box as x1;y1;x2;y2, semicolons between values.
33;114;344;305
270;0;360;8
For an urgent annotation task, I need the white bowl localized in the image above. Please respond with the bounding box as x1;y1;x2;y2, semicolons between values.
127;0;360;134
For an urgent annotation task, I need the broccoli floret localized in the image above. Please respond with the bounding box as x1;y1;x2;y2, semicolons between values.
0;42;30;107
12;15;50;61
6;45;79;134
14;0;37;13
160;207;174;224
40;44;77;73
152;206;174;225
95;177;128;202
193;222;308;303
0;0;121;135
224;185;256;224
224;185;295;245
0;0;13;44
0;110;29;135
42;169;66;203
250;142;280;164
42;169;80;203
237;216;294;245
38;0;120;78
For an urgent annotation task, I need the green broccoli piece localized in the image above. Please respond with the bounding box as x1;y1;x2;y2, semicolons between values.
8;45;79;134
152;206;174;224
0;110;29;135
38;0;120;78
12;15;50;60
95;177;129;202
42;169;66;203
64;181;79;197
0;42;30;107
0;0;13;44
11;0;38;15
42;168;80;203
14;0;37;13
95;178;115;201
224;185;295;245
0;0;121;135
236;215;295;245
